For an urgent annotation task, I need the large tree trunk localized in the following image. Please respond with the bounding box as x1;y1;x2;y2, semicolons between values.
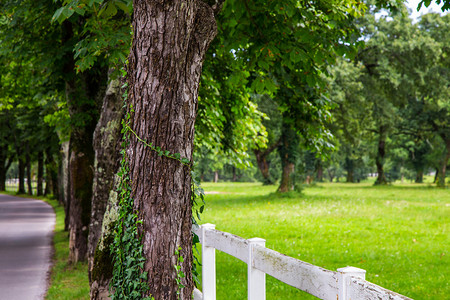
126;1;221;298
415;170;424;183
253;138;280;185
232;166;237;182
89;75;123;299
345;157;354;183
0;148;10;191
18;156;26;194
316;161;324;182
213;171;219;183
44;146;60;198
37;151;44;196
0;166;5;191
0;158;6;191
67;136;95;262
26;152;32;195
65;72;106;263
277;120;298;193
374;127;388;185
437;139;450;188
44;164;52;196
60;141;70;228
278;162;295;192
62;19;107;262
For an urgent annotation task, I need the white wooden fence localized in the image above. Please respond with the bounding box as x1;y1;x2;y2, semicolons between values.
192;224;412;300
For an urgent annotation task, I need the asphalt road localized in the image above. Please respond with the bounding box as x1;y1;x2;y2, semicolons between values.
0;194;55;300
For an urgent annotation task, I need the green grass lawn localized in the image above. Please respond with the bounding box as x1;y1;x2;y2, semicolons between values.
197;181;449;299
44;197;90;300
3;179;448;299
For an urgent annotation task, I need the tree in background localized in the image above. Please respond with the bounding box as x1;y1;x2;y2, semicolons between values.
418;13;450;187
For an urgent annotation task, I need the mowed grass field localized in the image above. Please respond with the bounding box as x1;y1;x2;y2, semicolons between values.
197;181;449;299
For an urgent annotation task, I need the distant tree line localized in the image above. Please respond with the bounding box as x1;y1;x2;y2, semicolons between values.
198;10;450;188
0;0;449;299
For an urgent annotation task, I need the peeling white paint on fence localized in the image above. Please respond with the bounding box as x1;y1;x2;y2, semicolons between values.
192;224;413;300
347;277;412;300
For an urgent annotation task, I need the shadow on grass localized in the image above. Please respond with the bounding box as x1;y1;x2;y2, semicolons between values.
205;189;335;210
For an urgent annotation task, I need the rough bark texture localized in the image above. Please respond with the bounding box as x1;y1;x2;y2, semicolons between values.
90;182;119;300
62;18;107;262
88;76;123;299
66;69;106;263
127;1;220;298
375;127;388;185
67;136;95;262
60;141;70;227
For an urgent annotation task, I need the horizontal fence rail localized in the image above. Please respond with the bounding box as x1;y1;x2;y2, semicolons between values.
192;224;412;300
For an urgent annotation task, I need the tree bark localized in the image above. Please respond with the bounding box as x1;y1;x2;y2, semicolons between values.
65;71;106;263
62;19;107;262
345;157;354;183
44;164;52;196
88;75;123;299
415;170;424;183
374;126;388;185
253;138;280;185
126;1;221;298
18;156;25;194
0;148;9;191
232;166;237;182
278;162;294;192
277;118;299;193
0;167;5;191
434;167;439;183
60;141;70;228
26;152;32;195
37;151;44;196
316;161;323;182
437;139;450;188
44;146;60;198
214;171;219;183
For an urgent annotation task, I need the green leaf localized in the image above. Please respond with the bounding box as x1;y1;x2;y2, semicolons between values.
51;7;65;23
290;50;302;63
115;1;131;13
258;60;270;71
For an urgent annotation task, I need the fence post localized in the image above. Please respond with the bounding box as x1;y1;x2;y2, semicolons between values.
248;238;266;300
337;266;366;300
202;223;216;300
